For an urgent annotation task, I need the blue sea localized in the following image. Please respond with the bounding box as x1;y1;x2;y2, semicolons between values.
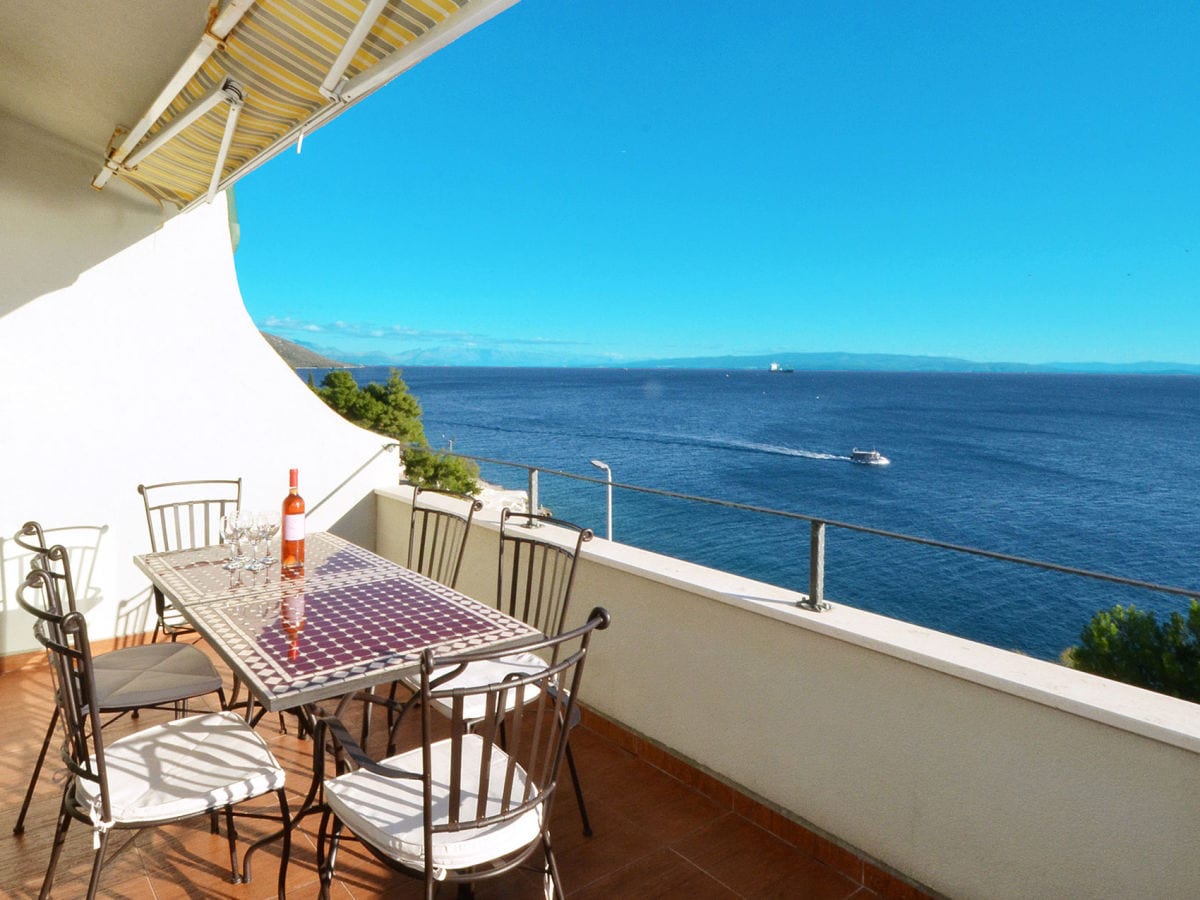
309;367;1200;660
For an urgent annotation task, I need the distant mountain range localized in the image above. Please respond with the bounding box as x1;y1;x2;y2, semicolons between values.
260;332;353;368
621;352;1200;375
261;333;1200;375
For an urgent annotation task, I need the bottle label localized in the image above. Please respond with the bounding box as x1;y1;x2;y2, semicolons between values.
283;513;305;541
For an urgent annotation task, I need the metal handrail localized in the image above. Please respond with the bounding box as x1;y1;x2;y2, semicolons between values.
400;444;1200;611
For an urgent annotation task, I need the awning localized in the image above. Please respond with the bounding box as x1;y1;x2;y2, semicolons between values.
93;0;518;210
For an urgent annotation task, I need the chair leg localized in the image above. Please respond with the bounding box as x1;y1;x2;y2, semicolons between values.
274;788;291;899
543;832;564;900
317;807;342;900
86;826;111;900
14;706;58;835
39;788;73;900
209;654;229;838
223;805;240;882
564;741;592;837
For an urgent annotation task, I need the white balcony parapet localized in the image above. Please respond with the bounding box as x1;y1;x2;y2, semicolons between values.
376;485;1200;900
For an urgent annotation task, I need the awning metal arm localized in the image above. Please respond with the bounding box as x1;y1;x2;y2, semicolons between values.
206;82;245;203
181;0;521;214
319;0;391;100
123;78;244;171
335;0;520;104
92;0;256;189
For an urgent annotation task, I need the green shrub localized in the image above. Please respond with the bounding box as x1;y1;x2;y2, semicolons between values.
1065;599;1200;702
399;447;479;495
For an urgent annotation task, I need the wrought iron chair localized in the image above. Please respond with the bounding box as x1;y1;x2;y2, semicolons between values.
315;609;610;900
407;484;483;590
496;509;593;637
138;478;292;735
399;508;597;834
386;486;485;720
137;478;241;642
15;565;291;900
11;523;227;836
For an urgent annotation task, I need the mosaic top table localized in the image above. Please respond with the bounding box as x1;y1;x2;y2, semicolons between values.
133;532;539;712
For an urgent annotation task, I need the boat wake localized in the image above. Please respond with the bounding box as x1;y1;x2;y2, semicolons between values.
578;428;852;462
704;438;848;461
429;418;853;464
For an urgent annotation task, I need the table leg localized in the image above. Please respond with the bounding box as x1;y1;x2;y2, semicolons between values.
242;704;325;885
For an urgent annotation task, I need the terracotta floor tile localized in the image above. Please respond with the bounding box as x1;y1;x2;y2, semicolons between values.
572;847;740;900
17;823;149;897
136;814;301;900
672;814;864;900
582;755;727;844
0;640;917;899
545;794;666;892
560;717;639;779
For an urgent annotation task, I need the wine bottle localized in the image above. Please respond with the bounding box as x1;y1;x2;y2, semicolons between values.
281;468;305;570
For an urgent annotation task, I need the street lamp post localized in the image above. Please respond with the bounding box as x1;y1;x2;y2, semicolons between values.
589;459;612;540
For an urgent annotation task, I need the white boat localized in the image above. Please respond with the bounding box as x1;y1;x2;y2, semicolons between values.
851;448;890;465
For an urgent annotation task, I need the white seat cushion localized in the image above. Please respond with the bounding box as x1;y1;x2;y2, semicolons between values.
402;651;547;723
76;711;285;825
324;733;542;873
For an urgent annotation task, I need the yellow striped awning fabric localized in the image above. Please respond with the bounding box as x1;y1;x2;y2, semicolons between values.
105;0;516;209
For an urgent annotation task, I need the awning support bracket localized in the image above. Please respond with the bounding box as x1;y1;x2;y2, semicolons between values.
122;78;245;172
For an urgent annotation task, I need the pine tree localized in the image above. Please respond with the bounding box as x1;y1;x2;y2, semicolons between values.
313;369;479;493
1065;599;1200;702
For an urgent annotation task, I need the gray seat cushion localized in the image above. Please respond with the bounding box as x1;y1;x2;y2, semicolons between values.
93;643;222;710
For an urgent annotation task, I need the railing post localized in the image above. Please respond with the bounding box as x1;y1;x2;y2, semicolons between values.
801;520;831;611
528;468;539;517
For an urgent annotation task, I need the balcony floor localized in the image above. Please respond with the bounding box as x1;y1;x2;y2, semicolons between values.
1;641;891;899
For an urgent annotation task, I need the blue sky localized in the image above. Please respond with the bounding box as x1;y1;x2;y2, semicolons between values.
233;1;1199;366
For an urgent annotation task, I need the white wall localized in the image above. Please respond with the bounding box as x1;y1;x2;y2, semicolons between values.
0;113;172;316
0;117;396;654
377;486;1200;899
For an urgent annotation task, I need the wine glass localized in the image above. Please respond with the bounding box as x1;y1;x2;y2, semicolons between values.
259;513;281;566
221;512;247;570
243;512;269;572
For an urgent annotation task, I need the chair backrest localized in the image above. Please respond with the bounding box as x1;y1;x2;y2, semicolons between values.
13;522;78;613
417;608;610;860
498;508;592;637
407;485;483;589
17;565;110;821
13;520;50;558
137;478;242;552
